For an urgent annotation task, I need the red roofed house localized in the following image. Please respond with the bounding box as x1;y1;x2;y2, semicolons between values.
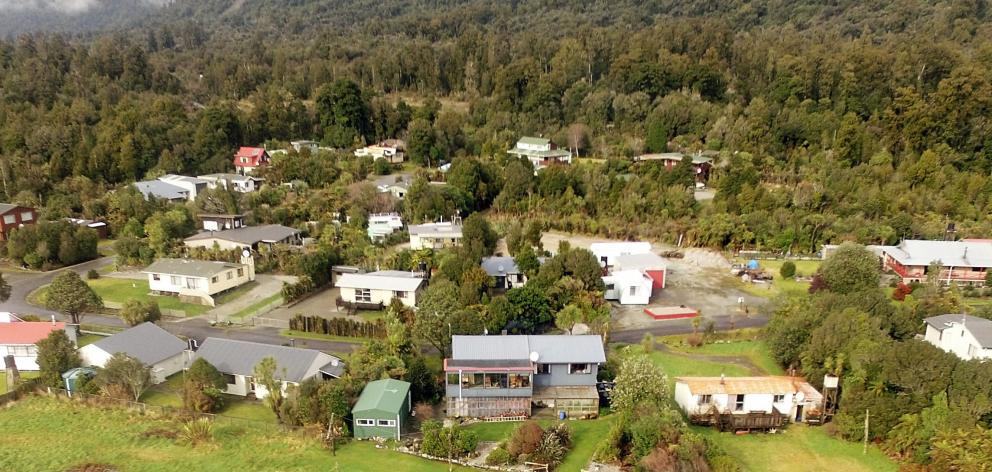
233;147;270;175
0;320;67;371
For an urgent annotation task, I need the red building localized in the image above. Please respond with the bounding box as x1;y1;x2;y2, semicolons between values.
633;152;715;183
233;147;270;175
882;239;992;285
0;203;37;241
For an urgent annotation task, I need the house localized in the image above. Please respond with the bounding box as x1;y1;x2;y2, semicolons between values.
633;152;715;182
923;314;992;361
674;376;823;431
603;270;653;305
373;175;412;199
367;213;404;242
614;252;667;289
290;140;320;154
444;335;606;419
192;337;344;399
589;242;653;268
143;258;254;306
0;203;37;241
197;173;263;193
409;222;463;250
482;256;531;290
880;239;992;285
197;213;246;232
64;217;109;239
0;320;66;371
133;180;189;202
335;271;426;308
79;322;186;384
352;378;412;440
184;224;302;252
158;174;208;201
507;137;572;170
233;147;270;175
355;143;405;163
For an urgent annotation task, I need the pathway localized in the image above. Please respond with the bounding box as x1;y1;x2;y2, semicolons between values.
206;274;295;322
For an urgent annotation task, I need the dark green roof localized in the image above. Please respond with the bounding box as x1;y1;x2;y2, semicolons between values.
352;378;411;414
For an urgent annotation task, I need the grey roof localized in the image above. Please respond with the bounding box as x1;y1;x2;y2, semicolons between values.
635;152;713;164
335;271;425;291
882;240;992;268
482;257;521;276
160;174;208;185
90;322;186;365
133;180;188;200
0;203;19;213
925;314;992;348
185;224;300;245
198;173;260;183
142;258;244;278
194;337;344;382
451;335;606;364
614;253;667;271
518;136;550;146
408;222;463;236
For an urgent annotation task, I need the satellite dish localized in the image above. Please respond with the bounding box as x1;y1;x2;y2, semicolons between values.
529;351;540;363
795;391;806;402
242;249;250;258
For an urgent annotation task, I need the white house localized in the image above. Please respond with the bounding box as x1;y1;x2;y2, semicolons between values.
481;256;534;290
197;213;246;232
184;224;302;252
193;338;344;399
143;258;254;306
614;252;667;289
367;213;404;242
335;271;426;308
674;376;823;425
0;320;66;371
603;270;653;305
79;322;187;384
507;137;572;170
589;242;653;268
409;222;463;250
197;173;263;193
158;174;208;201
291;140;320;154
355;144;404;163
923;314;992;361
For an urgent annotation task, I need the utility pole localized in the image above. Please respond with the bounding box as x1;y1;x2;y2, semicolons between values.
862;409;869;455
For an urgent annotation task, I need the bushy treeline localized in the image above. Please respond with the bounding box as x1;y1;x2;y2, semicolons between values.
4;221;98;269
288;314;386;339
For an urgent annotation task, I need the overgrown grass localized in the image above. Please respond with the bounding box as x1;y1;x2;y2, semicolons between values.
733;259;821;298
140;374;275;423
0;395;471;471
695;424;896;472
230;293;283;319
0;371;39;394
463;415;615;471
661;338;785;376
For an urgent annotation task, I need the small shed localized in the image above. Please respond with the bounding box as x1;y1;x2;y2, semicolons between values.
352;378;411;440
62;367;97;395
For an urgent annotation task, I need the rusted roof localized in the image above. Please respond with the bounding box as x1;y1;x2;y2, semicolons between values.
676;376;819;396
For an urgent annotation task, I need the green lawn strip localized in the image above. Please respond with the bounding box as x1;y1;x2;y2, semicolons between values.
463;415;615;471
0;396;468;471
280;329;366;345
230;293;284;319
87;278;210;316
77;333;104;347
663;340;785;376
213;281;260;305
357;310;387;321
694;424;896;472
0;371;39;394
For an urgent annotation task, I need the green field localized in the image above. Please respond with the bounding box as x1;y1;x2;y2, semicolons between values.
464;415;615;471
734;259;821;298
660;339;785;376
0;396;470;471
0;371;39;394
31;278;211;316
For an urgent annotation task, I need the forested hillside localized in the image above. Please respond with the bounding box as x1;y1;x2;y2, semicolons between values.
2;0;992;252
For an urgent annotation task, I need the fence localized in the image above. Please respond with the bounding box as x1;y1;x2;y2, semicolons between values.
251;316;290;329
102;300;188;319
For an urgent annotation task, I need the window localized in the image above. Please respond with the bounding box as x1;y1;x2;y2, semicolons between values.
484;373;508;389
211;276;218;283
6;345;36;357
227;271;233;280
698;394;712;405
536;364;551;375
356;288;372;303
237;268;245;277
356;419;374;426
629;286;637;296
152;274;161;281
170;276;181;285
2;214;14;224
186;278;199;289
969;344;978;358
569;364;591;374
509;373;530;388
462;373;484;388
223;374;237;385
240;157;248;163
773;394;785;403
605;284;615;291
19;211;32;221
394;291;408;298
446;373;459;385
377;419;396;427
734;395;745;411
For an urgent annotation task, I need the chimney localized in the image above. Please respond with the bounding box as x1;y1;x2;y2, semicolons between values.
50;315;56;326
4;355;20;390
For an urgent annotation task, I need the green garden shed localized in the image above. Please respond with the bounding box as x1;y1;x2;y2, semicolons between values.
352;378;412;440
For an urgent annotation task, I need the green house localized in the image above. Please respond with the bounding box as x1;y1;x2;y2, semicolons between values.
352;378;412;440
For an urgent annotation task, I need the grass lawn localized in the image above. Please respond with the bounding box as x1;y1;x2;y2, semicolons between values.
356;309;387;322
662;339;785;376
213;281;259;305
695;424;896;472
30;279;210;317
733;259;821;298
230;293;283;319
464;415;615;471
0;371;39;394
77;333;105;347
0;395;471;471
141;374;275;423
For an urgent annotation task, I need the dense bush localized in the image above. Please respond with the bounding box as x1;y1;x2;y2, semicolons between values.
183;358;226;413
779;261;796;278
288;314;386;338
419;421;478;458
6;221;98;269
485;446;511;466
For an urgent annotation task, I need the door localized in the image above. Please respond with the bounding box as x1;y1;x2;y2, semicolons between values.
496;276;506;289
795;405;804;422
248;376;257;394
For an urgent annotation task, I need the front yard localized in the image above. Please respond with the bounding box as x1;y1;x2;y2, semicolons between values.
30;278;211;317
463;415;615;471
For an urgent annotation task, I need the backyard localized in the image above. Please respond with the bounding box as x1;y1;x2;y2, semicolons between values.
0;395;470;471
733;259;821;298
140;374;276;423
30;278;211;317
463;415;615;471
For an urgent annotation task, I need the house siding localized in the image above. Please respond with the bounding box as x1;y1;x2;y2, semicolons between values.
0;344;41;371
0;206;37;241
339;287;420;308
533;363;597;387
353;396;410;440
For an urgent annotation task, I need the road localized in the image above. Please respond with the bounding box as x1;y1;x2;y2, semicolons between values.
1;257;770;354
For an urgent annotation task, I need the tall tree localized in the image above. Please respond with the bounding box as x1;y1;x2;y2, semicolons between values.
36;330;81;388
254;356;287;422
0;272;10;302
45;271;103;326
95;353;152;401
412;279;462;356
315;79;371;148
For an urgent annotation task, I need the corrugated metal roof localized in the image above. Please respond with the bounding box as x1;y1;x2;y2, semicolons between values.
518;136;550;146
676;376;821;396
133;180;187;200
614;253;667;271
883;239;992;268
0;322;64;345
90;322;185;365
451;335;606;364
185;224;300;245
481;256;520;276
142;258;243;278
194;338;343;383
925;314;992;348
408;222;462;236
335;271;425;291
352;378;411;414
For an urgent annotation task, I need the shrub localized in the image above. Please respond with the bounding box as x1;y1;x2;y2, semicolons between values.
178;418;214;446
686;333;704;347
414;402;435;423
86;269;100;280
485;446;512;466
892;282;912;301
119;299;161;326
419;420;477;458
374;157;392;175
531;432;567;469
641;333;655;353
183;358;226;413
780;261;796;278
507;421;545;457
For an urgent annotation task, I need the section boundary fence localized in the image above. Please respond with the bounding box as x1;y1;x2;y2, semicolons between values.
250;316;290;329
